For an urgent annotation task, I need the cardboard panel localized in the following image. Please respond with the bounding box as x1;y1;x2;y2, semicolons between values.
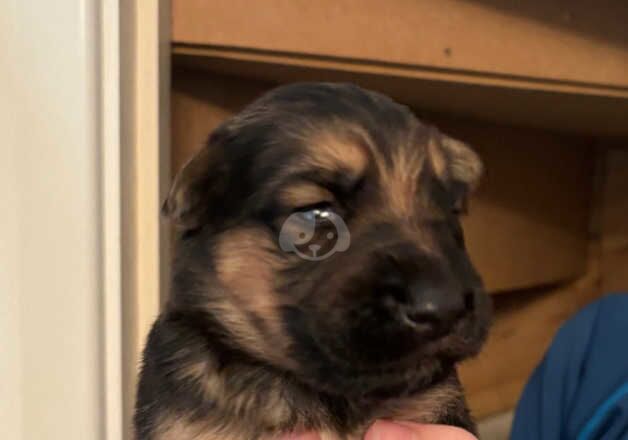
171;69;592;293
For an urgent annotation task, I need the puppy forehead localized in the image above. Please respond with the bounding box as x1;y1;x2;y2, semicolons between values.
302;128;369;177
271;123;430;215
236;83;430;178
235;85;436;207
296;125;422;176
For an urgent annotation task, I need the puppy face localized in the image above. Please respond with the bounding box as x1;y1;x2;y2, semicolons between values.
164;83;491;398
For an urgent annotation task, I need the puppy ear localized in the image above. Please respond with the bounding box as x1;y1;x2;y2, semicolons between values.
429;131;483;190
162;136;227;231
428;131;483;212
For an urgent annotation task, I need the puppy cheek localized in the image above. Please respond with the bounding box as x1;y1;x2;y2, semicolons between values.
213;227;297;368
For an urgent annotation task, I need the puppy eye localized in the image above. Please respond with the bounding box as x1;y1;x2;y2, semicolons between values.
294;202;335;222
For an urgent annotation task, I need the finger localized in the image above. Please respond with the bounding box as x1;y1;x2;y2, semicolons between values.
365;420;478;440
396;422;478;439
364;420;420;440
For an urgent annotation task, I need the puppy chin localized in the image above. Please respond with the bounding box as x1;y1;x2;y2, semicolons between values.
294;351;451;400
295;317;488;400
285;334;452;399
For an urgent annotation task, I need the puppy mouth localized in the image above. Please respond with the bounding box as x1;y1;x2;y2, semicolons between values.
296;295;486;365
278;300;489;401
298;308;486;393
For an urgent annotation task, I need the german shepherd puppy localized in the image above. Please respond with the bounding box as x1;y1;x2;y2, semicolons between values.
135;83;491;439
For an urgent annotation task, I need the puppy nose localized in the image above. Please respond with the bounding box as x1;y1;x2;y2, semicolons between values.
404;281;466;327
381;278;469;330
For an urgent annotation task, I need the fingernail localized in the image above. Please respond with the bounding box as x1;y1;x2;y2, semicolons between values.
364;420;419;440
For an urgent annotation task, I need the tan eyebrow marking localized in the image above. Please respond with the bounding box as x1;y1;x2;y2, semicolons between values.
304;129;369;176
380;148;425;218
279;182;335;208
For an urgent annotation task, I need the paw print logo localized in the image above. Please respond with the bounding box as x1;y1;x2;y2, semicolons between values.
278;208;350;261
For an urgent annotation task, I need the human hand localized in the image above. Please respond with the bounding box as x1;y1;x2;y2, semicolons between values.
364;420;478;439
282;420;478;439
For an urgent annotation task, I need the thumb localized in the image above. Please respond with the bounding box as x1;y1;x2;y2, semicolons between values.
365;420;478;440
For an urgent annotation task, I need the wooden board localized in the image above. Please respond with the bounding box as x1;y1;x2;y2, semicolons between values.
171;69;592;293
439;119;593;293
172;0;628;90
173;49;628;137
461;145;628;418
170;70;272;171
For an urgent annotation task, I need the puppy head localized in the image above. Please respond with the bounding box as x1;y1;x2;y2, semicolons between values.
164;83;491;397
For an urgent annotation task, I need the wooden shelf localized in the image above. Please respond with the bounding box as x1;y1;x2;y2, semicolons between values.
173;45;628;137
172;0;628;136
172;0;628;90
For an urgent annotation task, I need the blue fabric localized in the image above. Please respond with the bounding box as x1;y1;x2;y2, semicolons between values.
510;294;628;440
577;382;628;440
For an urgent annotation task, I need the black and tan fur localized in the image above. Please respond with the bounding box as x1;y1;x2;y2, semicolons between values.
135;83;491;439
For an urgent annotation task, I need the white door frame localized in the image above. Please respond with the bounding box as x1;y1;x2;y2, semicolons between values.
1;1;169;439
117;0;171;438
